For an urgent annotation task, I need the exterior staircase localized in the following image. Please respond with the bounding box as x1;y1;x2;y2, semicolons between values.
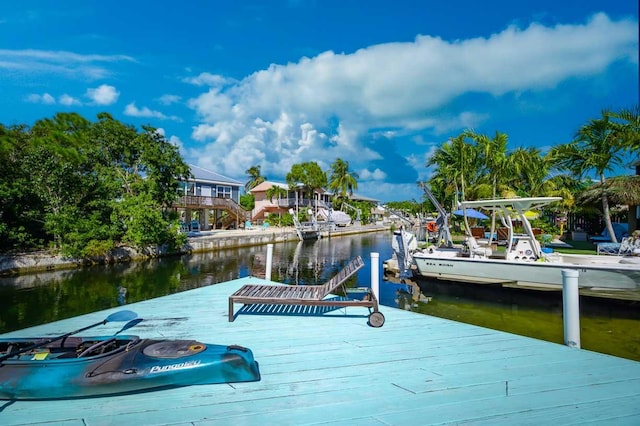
175;196;251;229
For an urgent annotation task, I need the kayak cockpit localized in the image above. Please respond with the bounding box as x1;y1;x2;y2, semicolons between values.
0;336;139;362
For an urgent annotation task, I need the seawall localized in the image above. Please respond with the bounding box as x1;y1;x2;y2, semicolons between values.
0;224;391;276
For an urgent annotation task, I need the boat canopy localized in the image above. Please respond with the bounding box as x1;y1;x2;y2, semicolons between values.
459;197;561;260
460;197;562;212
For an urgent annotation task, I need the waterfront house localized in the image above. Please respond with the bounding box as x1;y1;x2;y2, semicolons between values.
249;181;332;222
174;164;249;230
250;181;381;225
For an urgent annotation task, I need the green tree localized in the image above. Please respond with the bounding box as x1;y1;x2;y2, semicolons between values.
328;158;359;201
266;184;288;202
550;110;629;242
610;105;640;151
0;112;191;255
472;131;511;243
28;113;94;249
286;162;327;212
239;193;255;211
245;165;266;192
426;131;480;235
0;124;46;250
508;147;555;197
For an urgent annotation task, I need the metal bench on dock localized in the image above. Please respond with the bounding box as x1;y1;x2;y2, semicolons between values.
228;256;385;327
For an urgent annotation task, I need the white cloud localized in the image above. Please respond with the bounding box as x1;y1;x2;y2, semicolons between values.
359;168;387;181
0;49;134;79
157;94;181;105
124;102;167;119
59;94;81;106
86;84;119;105
124;102;182;122
185;13;637;198
183;72;236;87
25;93;55;104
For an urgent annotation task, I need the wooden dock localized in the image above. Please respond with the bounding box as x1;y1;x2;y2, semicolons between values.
2;276;640;425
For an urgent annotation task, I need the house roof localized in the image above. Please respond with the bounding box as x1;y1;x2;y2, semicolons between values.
349;193;378;203
250;181;291;193
188;164;242;186
249;181;378;203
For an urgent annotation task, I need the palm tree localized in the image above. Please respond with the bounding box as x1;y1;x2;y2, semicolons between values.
266;184;288;203
610;105;640;152
508;147;549;197
550;110;628;242
472;131;510;244
427;131;480;236
265;184;289;222
244;165;266;192
328;158;359;209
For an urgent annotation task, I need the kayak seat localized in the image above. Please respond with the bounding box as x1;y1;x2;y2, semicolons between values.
78;338;117;357
229;256;384;326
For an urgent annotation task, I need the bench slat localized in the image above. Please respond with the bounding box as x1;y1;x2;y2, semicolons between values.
229;256;373;322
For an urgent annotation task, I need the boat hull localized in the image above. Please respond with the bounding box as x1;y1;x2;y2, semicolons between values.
412;252;640;290
0;336;260;400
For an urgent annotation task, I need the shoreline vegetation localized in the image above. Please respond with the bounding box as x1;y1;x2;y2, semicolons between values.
1;108;637;277
0;224;390;277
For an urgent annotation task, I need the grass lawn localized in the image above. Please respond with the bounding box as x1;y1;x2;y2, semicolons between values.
554;240;598;255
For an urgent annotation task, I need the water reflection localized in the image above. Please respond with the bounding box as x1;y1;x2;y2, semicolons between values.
0;232;394;334
1;231;639;362
117;286;127;306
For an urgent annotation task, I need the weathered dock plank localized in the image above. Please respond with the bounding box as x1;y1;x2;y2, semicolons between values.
1;276;639;425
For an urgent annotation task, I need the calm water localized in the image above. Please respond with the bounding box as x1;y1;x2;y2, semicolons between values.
1;231;639;361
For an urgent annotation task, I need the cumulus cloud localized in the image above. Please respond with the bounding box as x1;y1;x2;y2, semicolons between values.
185;13;637;200
86;84;119;105
359;168;387;181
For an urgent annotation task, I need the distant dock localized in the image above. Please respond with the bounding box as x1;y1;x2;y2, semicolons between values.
2;273;639;425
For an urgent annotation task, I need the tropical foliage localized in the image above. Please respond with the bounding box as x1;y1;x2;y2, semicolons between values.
327;158;359;209
244;165;266;192
549;109;638;242
0;112;190;256
424;106;639;239
285;161;328;203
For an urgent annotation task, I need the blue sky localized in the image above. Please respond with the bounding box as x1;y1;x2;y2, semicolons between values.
1;1;638;202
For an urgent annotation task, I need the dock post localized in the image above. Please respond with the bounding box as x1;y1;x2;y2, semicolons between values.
561;269;580;349
371;252;380;301
266;244;273;281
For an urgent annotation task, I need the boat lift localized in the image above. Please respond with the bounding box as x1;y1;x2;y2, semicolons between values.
290;209;321;241
341;201;361;225
418;183;453;247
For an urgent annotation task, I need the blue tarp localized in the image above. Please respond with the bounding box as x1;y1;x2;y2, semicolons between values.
453;208;489;220
590;222;629;242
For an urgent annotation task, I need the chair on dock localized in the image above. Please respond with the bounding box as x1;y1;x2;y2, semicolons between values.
228;256;385;327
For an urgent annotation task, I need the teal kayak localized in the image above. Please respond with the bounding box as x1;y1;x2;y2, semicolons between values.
0;335;261;400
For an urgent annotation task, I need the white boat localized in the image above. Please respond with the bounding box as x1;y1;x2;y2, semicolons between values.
317;209;352;227
409;197;640;291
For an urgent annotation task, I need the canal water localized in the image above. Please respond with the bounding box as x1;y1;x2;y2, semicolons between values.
1;231;639;361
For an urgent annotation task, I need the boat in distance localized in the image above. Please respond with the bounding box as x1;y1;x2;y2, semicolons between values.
0;335;261;400
407;197;640;291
